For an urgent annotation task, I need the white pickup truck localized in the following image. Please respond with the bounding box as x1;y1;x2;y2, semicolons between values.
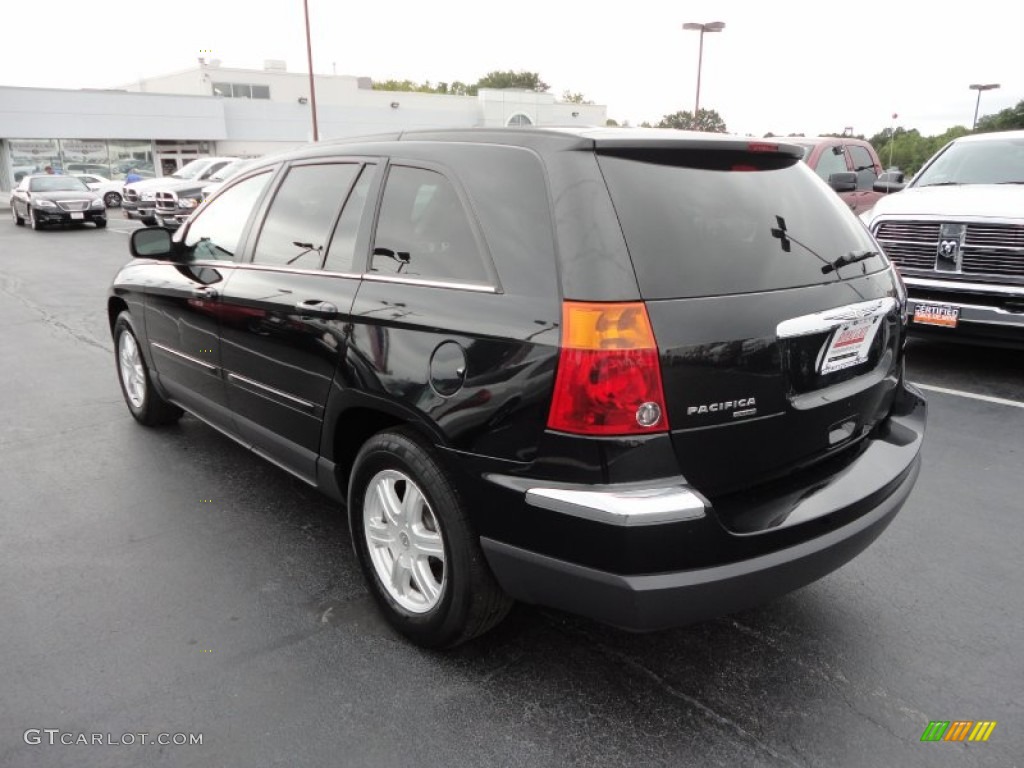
862;130;1024;347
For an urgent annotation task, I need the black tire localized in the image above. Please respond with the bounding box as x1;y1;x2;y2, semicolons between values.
349;428;512;648
28;207;42;231
12;204;24;226
113;311;183;426
104;192;122;208
95;219;107;229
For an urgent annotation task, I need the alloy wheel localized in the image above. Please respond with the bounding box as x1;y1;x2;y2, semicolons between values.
118;330;146;408
363;469;446;614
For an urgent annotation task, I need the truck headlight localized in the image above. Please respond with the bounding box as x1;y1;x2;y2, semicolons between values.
91;198;105;208
179;197;199;209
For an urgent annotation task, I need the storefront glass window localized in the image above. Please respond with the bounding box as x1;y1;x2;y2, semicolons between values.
9;139;61;181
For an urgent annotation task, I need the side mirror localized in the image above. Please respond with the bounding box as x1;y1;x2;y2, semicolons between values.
828;172;858;193
873;179;906;194
130;227;175;259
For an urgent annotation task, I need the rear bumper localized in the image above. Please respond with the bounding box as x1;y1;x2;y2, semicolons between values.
480;385;926;631
483;457;917;630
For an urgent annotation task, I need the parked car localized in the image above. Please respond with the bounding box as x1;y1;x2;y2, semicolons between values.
108;128;926;648
123;157;237;223
784;136;901;214
862;129;1024;347
154;159;249;229
11;174;107;230
74;173;127;208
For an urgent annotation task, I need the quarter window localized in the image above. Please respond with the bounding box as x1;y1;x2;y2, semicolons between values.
182;172;271;261
371;166;487;283
253;163;361;269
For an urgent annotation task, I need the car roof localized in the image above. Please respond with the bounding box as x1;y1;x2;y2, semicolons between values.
249;126;805;167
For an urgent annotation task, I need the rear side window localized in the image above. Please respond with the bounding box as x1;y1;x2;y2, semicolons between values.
598;151;885;299
371;166;488;283
253;163;361;269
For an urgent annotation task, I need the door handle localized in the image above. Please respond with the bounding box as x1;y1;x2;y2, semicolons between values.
191;285;218;299
295;300;338;318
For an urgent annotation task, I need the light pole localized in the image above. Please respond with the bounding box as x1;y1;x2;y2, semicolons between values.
303;0;320;141
969;83;999;131
682;21;725;127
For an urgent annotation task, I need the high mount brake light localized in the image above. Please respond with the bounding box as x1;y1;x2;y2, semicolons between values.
547;302;669;436
747;142;779;153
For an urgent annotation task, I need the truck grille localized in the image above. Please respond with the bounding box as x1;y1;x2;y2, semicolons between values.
56;200;90;212
875;220;1024;279
155;191;178;213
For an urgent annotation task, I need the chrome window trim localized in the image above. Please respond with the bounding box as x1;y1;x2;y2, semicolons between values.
361;272;498;293
231;262;361;280
226;372;317;411
150;342;217;372
776;297;897;340
526;485;707;526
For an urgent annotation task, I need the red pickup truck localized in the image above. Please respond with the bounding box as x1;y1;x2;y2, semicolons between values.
784;137;903;214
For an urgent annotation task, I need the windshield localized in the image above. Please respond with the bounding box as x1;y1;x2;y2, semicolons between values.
29;177;90;192
913;137;1024;186
171;159;211;180
598;151;886;299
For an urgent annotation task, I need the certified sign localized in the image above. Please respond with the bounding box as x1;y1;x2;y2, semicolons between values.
913;303;959;328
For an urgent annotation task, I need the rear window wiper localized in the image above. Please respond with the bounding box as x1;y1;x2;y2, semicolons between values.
821;250;878;274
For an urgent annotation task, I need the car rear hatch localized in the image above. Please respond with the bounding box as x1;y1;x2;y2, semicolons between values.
596;142;902;506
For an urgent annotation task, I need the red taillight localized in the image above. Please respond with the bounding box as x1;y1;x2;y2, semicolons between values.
547;302;669;436
747;142;779;153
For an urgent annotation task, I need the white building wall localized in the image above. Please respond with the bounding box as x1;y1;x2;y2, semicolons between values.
0;86;227;140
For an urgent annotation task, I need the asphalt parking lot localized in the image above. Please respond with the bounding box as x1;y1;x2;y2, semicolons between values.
1;218;1021;768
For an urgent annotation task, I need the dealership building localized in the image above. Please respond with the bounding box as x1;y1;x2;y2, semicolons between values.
0;61;607;191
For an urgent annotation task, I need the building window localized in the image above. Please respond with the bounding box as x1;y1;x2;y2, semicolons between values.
212;82;270;99
506;113;533;127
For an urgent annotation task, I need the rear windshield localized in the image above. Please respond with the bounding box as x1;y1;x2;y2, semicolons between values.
598;151;886;299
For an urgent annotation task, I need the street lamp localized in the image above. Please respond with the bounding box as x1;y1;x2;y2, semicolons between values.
303;0;320;141
969;83;999;131
682;21;725;126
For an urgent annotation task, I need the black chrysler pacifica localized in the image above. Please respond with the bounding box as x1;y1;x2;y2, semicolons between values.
108;128;926;647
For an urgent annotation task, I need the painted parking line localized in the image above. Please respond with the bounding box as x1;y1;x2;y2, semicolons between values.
914;382;1024;410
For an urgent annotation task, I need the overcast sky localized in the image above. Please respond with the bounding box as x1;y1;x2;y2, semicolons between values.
3;0;1021;138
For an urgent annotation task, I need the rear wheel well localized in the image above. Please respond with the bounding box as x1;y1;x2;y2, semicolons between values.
333;408;410;499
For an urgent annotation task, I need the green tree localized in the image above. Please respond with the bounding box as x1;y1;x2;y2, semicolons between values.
562;90;593;105
605;118;620;127
470;70;549;95
657;108;727;133
975;99;1024;133
869;125;971;174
